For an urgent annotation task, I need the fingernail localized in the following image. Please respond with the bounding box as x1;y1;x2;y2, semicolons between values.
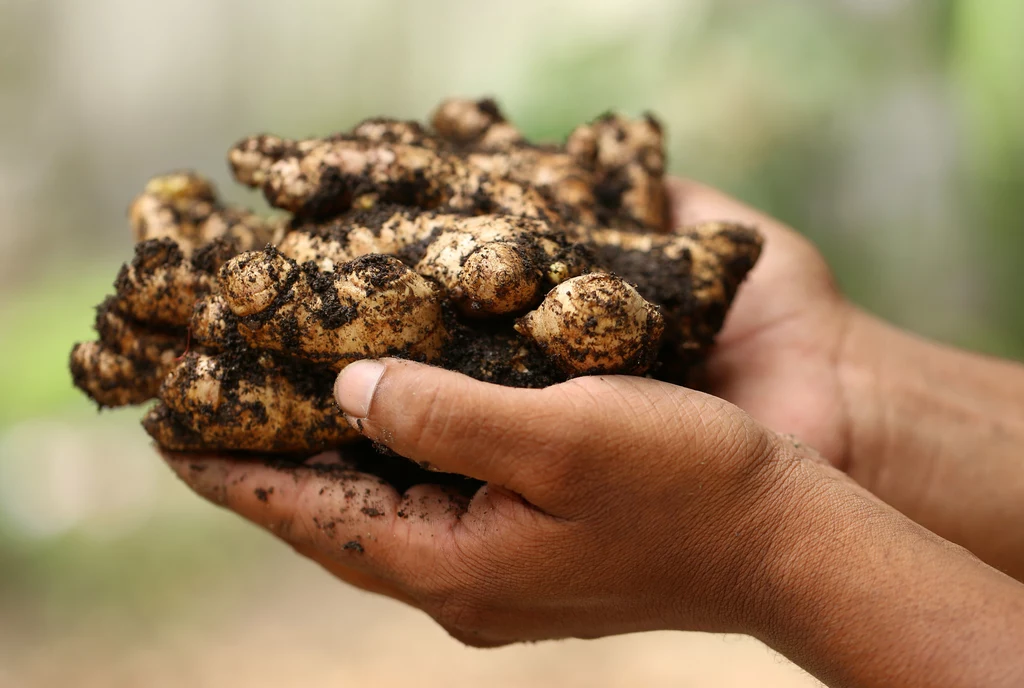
335;360;386;420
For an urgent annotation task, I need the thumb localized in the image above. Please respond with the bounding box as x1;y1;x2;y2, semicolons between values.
334;358;582;494
334;359;757;509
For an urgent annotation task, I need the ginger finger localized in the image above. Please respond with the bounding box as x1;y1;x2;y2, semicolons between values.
158;352;358;453
431;99;598;224
218;248;447;370
430;97;524;150
352;118;437;148
231;138;447;216
94;296;185;359
447;241;542;315
70;340;178;408
229;136;557;222
279;210;592;315
589;221;762;358
515;273;664;376
227;134;305;187
681;221;764;296
190;294;235;350
470;148;598;226
433;103;667;229
114;239;216;327
276;207;447;269
114;233;265;328
567;113;668;231
129;172;280;252
129;172;216;244
142;404;207;453
413;215;562;315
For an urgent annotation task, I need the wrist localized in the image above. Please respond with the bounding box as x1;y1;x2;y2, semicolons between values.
711;435;861;636
835;307;1024;579
663;431;847;636
745;454;1024;687
734;439;864;633
835;306;897;488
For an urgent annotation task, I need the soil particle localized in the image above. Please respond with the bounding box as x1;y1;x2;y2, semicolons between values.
439;305;564;388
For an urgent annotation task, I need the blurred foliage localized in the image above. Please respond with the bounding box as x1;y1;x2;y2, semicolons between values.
952;0;1024;352
0;265;117;426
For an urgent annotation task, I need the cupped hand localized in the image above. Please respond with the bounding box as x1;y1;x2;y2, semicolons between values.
164;359;827;646
667;179;855;469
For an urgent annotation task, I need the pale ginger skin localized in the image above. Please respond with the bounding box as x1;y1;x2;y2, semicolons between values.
70;97;763;458
154;352;359;453
433;99;667;230
516;273;665;376
278;210;591;315
94;297;183;365
565;112;668;230
71;172;275;409
69;299;185;407
229;99;668;232
113;239;217;327
215;249;448;371
431;98;525;150
129;171;280;252
589;221;763;362
229;135;557;223
70;340;177;408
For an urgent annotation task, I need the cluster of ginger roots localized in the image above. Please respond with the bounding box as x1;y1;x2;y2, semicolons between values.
70;98;762;457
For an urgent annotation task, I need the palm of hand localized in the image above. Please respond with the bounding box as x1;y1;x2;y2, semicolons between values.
669;180;852;466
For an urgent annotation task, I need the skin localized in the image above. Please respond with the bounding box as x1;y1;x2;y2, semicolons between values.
163;178;1024;687
667;179;1024;580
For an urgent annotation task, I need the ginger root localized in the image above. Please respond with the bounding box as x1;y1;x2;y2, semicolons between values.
214;249;448;370
151;352;359;453
516;273;665;376
70;97;762;458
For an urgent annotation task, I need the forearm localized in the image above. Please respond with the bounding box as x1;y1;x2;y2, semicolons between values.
756;459;1024;688
839;308;1024;579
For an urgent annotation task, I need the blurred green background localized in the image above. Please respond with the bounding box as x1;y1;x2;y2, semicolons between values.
0;0;1020;685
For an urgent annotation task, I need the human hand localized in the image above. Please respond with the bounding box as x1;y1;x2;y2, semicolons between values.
666;179;855;469
161;178;1024;684
669;180;1024;582
162;358;1024;686
163;359;829;646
